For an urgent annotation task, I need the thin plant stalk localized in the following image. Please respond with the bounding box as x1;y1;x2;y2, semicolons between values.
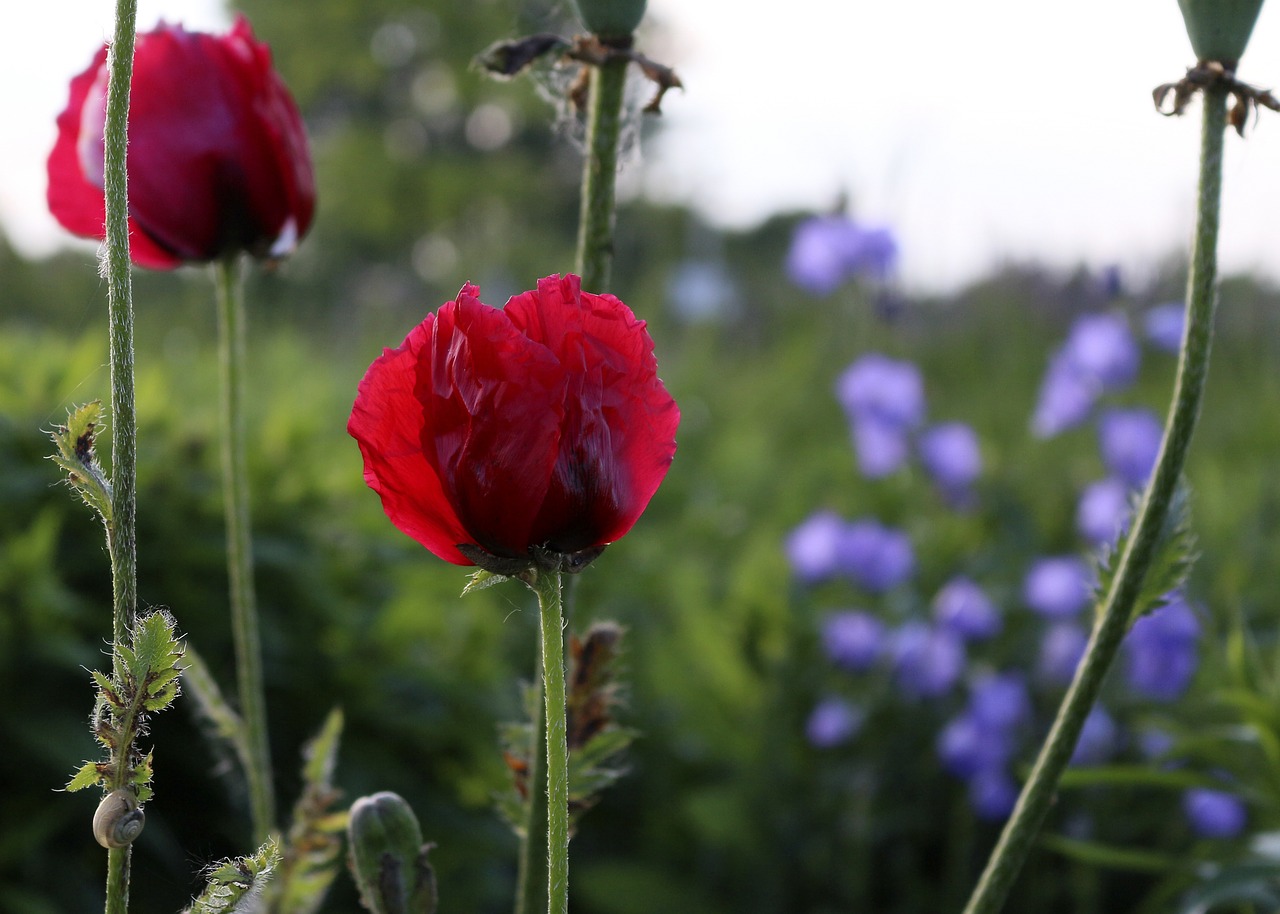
531;571;570;914
574;52;628;291
514;51;629;914
101;0;139;909
214;257;276;843
514;648;549;914
960;83;1228;914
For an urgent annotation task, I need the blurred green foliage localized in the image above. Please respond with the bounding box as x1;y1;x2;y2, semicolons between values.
7;0;1280;911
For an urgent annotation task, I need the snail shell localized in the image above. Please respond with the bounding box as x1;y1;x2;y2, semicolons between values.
93;788;145;849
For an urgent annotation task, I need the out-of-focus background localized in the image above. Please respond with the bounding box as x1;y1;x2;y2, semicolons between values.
4;0;1280;912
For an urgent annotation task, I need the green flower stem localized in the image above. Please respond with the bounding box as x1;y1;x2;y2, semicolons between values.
960;83;1228;914
214;257;276;844
102;0;138;910
531;571;570;914
574;51;628;292
514;649;549;914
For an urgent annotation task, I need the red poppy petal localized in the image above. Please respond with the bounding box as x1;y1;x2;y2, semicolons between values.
421;288;566;557
506;275;680;550
348;315;474;565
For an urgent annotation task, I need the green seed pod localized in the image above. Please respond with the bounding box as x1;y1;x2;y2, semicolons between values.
569;0;647;41
347;792;436;914
1176;0;1266;66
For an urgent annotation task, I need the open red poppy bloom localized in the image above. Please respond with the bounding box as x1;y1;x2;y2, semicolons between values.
47;16;315;269
348;274;680;572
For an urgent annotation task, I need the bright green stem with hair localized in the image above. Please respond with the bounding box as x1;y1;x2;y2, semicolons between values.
574;53;628;291
214;257;276;844
531;571;569;914
960;84;1228;914
102;0;139;910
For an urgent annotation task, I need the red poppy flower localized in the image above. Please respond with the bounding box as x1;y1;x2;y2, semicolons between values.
47;16;315;269
348;274;680;573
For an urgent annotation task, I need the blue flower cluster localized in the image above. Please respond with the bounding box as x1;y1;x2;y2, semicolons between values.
785;214;898;296
790;304;1245;838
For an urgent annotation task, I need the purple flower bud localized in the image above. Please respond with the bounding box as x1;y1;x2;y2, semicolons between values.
785;511;846;584
1031;352;1098;438
920;422;982;492
890;621;965;699
1098;408;1163;488
786;216;865;296
806;697;864;748
836;354;925;431
849;226;899;281
968;768;1019;821
837;519;915;593
1077;477;1133;546
933;577;1002;641
969;672;1031;732
938;714;1013;778
821;610;884;671
1023;556;1093;619
1063;314;1140;391
1070;707;1118;766
851;416;912;478
1124;595;1200;701
1039;623;1088;685
1144;302;1185;354
1183;788;1247;839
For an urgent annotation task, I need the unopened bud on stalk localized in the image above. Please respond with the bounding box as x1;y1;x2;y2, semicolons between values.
1176;0;1266;66
347;792;437;914
569;0;647;41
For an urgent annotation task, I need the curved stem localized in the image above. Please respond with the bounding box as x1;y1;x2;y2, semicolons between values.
961;83;1228;914
574;52;628;291
101;0;138;911
531;571;569;914
214;257;276;843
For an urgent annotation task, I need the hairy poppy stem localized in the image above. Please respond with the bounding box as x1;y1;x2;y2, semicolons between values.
960;83;1227;914
531;571;570;914
214;257;276;844
574;52;628;291
102;0;138;909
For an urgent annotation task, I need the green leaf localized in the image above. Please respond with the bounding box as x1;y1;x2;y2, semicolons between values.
461;569;506;595
65;761;103;793
1039;833;1177;873
179;644;250;771
182;838;281;914
264;708;347;914
1094;481;1199;623
47;401;112;522
129;610;185;694
1056;764;1210;791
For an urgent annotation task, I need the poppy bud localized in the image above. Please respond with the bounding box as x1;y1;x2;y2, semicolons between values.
1175;0;1266;66
347;792;437;914
47;16;314;269
568;0;647;41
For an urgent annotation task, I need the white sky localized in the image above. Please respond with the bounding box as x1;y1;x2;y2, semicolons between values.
4;0;1280;292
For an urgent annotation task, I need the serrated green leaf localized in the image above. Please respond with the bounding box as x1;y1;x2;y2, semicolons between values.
263;709;346;914
65;761;103;792
182;838;281;914
130;610;184;682
573;727;637;770
91;669;125;711
301;707;343;788
1094;481;1199;624
129;751;154;801
47;401;112;521
461;569;507;595
179;645;250;770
